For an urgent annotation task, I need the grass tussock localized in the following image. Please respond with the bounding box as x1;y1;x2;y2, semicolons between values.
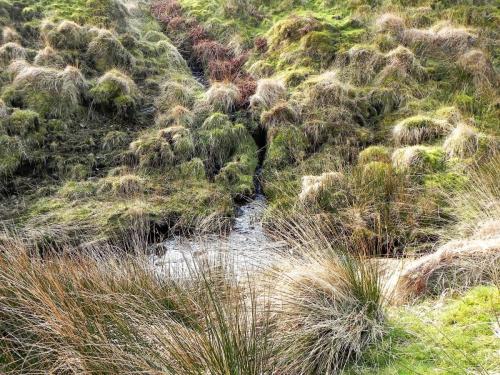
0;224;387;374
442;123;482;159
0;238;275;374
9;62;87;117
34;46;66;67
44;20;89;50
205;82;241;114
0;42;26;66
86;29;135;72
250;78;287;111
392;115;450;146
396;220;500;301
1;26;20;44
90;69;140;116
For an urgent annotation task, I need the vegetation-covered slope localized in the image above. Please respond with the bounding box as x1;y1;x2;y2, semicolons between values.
2;0;497;253
151;0;499;255
0;0;260;246
0;1;498;373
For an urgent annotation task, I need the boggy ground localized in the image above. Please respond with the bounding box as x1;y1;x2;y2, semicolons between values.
0;0;499;373
0;0;261;247
1;0;498;256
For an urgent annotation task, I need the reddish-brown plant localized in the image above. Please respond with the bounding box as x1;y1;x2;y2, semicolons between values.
193;40;231;66
254;37;268;54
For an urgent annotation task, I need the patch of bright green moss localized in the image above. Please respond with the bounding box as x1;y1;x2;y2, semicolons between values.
349;286;500;374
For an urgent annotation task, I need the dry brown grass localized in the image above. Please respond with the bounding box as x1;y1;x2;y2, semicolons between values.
395;220;500;301
205;82;241;113
0;224;387;375
1;26;20;44
249;78;287;111
0;237;276;374
0;42;26;66
458;49;498;92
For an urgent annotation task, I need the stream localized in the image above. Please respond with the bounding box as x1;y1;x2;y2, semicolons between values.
151;194;287;275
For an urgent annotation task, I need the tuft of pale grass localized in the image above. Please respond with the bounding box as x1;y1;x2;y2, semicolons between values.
442;123;493;159
268;213;386;374
0;42;26;66
376;46;426;84
10;62;87;116
392;115;450;145
302;70;354;108
130;130;175;170
34;46;66;67
86;29;135;71
250;78;287;111
205;82;241;113
1;26;20;44
375;13;405;34
155;80;199;113
299;171;345;205
458;49;498;92
338;45;385;85
395;219;500;302
92;69;138;100
156;105;194;128
391;145;444;173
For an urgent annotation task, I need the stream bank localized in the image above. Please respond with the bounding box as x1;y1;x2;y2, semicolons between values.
149;1;281;273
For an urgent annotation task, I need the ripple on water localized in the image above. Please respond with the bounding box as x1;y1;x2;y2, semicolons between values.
151;195;287;276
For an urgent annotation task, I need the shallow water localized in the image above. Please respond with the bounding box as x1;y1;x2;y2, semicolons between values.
151;195;287;275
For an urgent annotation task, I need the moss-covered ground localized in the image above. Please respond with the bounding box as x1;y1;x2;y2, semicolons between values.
350;286;500;374
0;0;498;252
156;0;499;255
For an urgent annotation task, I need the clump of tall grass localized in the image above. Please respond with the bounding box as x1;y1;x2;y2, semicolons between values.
90;69;140;116
1;26;20;44
442;123;489;159
0;42;26;66
155;80;199;113
250;78;287;111
0;237;276;374
458;49;498;93
0;219;387;374
205;82;241;113
392;115;450;145
260;100;299;129
86;29;135;72
44;20;89;50
156;105;194;128
9;62;87;116
34;46;66;67
394;155;500;301
269;213;386;374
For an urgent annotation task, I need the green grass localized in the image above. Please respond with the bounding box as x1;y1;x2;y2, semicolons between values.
349;286;500;374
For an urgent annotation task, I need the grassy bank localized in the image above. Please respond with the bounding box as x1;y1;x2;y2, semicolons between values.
1;232;498;374
1;0;498;250
0;0;499;373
